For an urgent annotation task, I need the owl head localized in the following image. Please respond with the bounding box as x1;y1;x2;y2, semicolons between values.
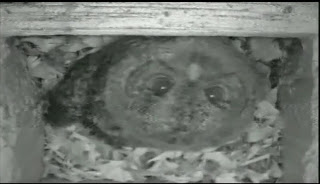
88;37;271;151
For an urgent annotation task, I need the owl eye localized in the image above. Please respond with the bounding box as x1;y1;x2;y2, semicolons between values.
204;85;229;109
148;75;174;97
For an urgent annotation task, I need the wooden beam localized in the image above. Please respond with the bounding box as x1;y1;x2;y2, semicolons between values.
0;2;318;37
279;37;314;183
0;37;44;183
302;35;319;183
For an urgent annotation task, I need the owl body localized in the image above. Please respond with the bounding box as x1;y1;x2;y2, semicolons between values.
45;37;270;151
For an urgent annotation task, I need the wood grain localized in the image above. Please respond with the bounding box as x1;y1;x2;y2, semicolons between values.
0;2;318;37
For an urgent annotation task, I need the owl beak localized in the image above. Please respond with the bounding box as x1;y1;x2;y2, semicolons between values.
188;63;202;81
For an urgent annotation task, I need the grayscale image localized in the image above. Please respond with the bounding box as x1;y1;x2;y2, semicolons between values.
0;2;318;183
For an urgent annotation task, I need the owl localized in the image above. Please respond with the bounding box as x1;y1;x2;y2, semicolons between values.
44;36;270;151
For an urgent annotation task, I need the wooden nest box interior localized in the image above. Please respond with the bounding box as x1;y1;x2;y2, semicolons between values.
0;2;318;183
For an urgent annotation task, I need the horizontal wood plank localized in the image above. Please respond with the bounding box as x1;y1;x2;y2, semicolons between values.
0;2;318;37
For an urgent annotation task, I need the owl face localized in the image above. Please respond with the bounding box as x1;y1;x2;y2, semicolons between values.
97;37;268;150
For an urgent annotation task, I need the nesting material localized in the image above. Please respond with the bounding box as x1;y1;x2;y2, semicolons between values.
42;97;282;183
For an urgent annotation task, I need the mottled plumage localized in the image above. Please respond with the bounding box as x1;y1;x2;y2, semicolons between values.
44;36;270;151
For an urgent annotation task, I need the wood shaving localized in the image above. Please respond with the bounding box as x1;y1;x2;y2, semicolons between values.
42;93;283;182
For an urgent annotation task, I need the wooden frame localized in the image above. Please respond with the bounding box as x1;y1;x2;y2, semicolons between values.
0;2;318;37
0;2;318;183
